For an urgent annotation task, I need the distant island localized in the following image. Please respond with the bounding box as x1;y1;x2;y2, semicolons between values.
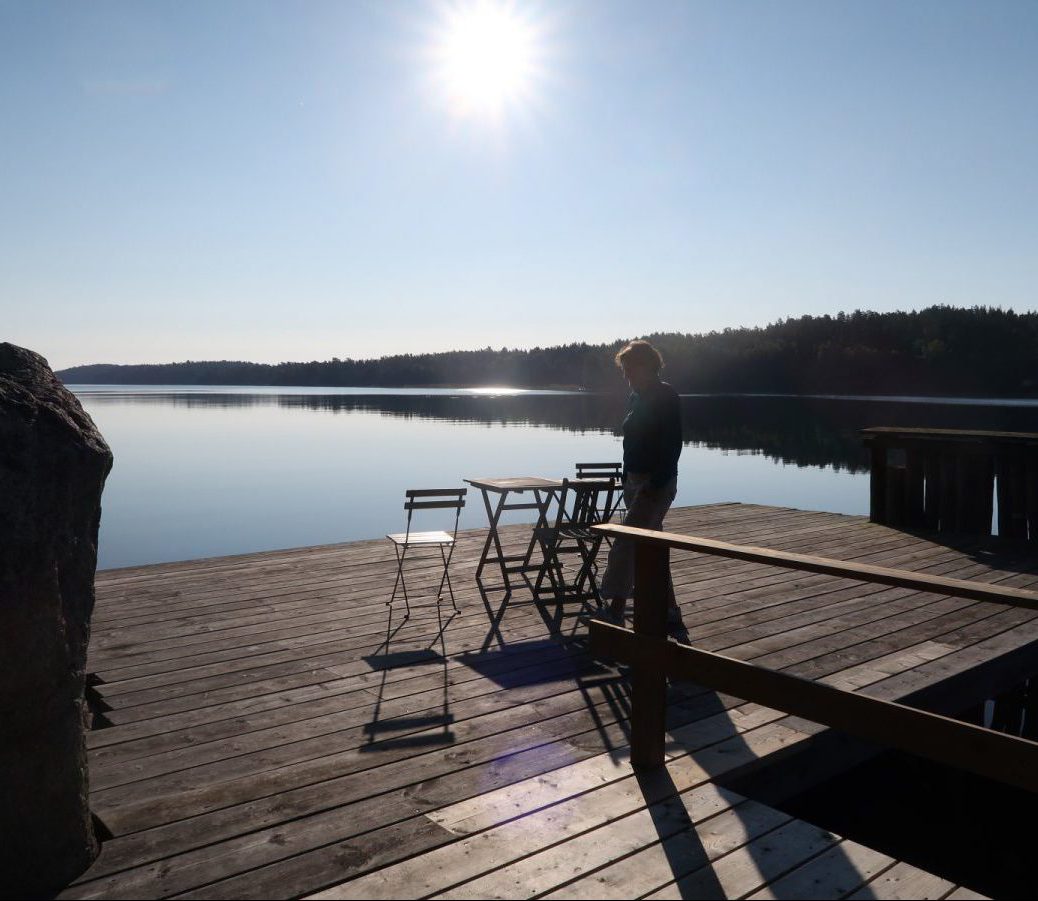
58;306;1038;396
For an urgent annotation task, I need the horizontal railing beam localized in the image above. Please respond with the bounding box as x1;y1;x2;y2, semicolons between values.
590;620;1038;794
590;524;1038;609
861;426;1038;446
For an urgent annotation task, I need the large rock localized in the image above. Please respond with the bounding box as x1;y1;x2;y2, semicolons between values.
0;344;112;895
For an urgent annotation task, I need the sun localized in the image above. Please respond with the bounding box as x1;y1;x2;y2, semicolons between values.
430;1;543;121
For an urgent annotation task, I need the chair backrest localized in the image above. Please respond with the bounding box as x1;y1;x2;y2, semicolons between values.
553;478;614;530
574;462;624;522
575;462;622;481
403;488;467;539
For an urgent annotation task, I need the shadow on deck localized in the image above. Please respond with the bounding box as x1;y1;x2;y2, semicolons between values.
62;502;1038;899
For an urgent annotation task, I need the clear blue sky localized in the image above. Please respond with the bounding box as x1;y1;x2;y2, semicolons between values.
2;0;1036;370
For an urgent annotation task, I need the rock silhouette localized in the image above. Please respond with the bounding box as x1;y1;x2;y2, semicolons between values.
0;343;113;894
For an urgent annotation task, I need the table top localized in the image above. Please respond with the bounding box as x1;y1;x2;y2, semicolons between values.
465;477;562;492
465;476;616;493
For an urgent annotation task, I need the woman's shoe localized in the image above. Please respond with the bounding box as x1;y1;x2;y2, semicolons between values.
667;606;689;642
590;606;623;626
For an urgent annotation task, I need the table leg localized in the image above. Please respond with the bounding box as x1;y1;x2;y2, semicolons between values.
522;488;553;570
575;532;604;604
475;488;503;590
477;488;522;593
531;487;570;601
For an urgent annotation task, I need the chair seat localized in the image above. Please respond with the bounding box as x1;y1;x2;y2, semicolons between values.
558;526;597;539
387;530;456;546
536;525;598;541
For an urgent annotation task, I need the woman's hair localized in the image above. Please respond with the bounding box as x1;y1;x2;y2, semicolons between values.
614;339;663;373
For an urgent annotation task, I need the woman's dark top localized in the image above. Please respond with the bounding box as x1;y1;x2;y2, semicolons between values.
621;380;683;490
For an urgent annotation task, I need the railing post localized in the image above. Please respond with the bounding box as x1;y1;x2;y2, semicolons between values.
630;540;669;770
1027;458;1038;544
869;444;887;524
905;449;925;528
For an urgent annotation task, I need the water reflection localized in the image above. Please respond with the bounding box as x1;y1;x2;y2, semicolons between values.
70;386;1037;568
74;387;1038;474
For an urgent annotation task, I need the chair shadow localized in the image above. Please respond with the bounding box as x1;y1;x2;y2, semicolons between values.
473;571;598;655
466;529;642;768
360;600;457;753
474;577;512;653
454;636;591;683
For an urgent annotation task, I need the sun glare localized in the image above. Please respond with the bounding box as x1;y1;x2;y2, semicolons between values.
431;1;543;121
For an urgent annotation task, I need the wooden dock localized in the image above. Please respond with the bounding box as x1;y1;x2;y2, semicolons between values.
64;503;1038;899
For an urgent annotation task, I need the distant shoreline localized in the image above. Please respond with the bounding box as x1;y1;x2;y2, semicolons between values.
52;306;1038;399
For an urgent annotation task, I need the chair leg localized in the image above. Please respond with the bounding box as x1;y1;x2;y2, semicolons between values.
390;544;411;618
445;566;458;613
437;543;460;613
534;533;565;602
568;539;589;598
389;545;403;604
547;540;567;602
577;535;604;605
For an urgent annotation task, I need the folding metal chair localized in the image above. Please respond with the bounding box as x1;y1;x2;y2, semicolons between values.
386;488;466;617
533;478;613;606
575;461;625;524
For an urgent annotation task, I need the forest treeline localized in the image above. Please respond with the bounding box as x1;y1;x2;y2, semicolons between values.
58;306;1038;396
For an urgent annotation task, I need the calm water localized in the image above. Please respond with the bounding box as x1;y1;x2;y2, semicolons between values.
70;385;1038;570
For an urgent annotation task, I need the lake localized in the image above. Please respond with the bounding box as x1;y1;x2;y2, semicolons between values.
70;385;1038;570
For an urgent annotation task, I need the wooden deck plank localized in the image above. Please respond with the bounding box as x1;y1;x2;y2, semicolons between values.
845;860;956;899
87;521;988;680
66;718;799;897
641;817;840;900
65;504;1010;900
433;794;789;900
88;531;1001;706
90;667;634;820
88;503;761;612
93;560;975;755
300;722;800;901
945;888;991;900
89;655;608;791
537;803;794;900
89;568;1013;809
743;839;896;900
89;631;996;797
84;504;947;630
85;515;864;655
74;714;631;889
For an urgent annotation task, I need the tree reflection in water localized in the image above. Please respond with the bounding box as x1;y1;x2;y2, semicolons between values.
78;388;1038;474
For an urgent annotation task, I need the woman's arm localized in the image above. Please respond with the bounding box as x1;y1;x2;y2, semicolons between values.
648;387;682;490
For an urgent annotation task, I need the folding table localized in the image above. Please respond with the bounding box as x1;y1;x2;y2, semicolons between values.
464;477;560;593
464;476;616;599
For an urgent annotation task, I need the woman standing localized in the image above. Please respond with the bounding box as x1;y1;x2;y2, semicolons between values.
598;339;686;634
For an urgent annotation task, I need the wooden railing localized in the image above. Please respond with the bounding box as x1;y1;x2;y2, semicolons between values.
862;427;1038;541
588;523;1038;791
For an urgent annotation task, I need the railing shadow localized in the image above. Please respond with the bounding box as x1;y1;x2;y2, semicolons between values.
461;518;883;897
600;541;881;898
590;516;1038;899
646;685;879;899
634;764;727;899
